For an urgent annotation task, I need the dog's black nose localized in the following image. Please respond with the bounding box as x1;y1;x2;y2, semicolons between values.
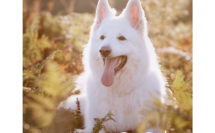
99;46;111;57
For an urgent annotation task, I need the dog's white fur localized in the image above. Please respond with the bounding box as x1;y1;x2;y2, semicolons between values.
59;0;167;132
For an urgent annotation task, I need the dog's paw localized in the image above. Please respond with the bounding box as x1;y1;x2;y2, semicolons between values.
74;129;85;133
145;128;163;133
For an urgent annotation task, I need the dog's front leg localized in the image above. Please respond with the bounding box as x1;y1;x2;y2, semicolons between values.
57;94;86;115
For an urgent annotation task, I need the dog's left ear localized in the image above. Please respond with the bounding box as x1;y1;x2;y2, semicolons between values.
122;0;145;31
94;0;115;30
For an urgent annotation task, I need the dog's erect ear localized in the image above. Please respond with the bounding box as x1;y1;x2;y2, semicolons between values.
94;0;115;29
122;0;144;30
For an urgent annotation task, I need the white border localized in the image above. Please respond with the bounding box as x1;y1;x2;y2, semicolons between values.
194;0;215;132
0;0;22;132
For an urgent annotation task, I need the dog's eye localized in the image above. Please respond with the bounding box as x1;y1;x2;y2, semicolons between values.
118;36;127;41
100;35;105;40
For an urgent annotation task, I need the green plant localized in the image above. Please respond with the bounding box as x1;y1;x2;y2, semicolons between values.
93;112;115;133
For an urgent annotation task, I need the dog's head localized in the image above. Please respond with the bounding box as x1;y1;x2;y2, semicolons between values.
86;0;151;87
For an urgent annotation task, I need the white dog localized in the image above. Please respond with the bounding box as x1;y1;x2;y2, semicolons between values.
59;0;167;132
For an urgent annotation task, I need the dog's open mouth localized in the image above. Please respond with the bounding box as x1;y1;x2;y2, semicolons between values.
101;55;127;87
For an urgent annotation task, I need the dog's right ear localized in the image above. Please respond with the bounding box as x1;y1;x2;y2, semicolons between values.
94;0;115;30
121;0;145;32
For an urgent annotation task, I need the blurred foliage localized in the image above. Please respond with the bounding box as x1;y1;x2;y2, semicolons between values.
137;71;192;133
23;7;93;133
23;0;192;133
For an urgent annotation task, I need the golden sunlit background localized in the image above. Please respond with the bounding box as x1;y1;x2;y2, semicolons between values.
23;0;192;132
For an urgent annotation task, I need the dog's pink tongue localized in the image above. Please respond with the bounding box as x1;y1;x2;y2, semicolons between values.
101;58;117;87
